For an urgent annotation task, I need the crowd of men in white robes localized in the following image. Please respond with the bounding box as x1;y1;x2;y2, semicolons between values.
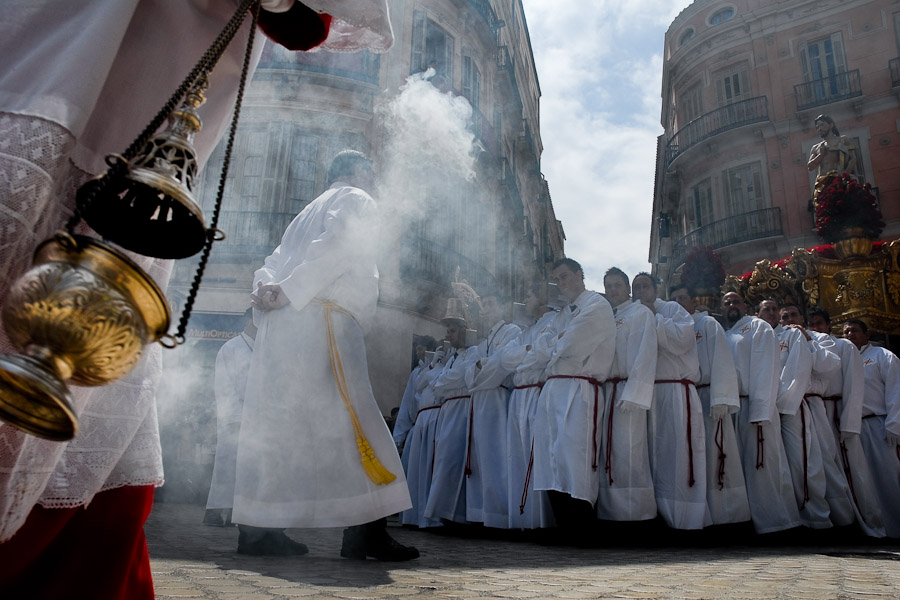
392;259;900;542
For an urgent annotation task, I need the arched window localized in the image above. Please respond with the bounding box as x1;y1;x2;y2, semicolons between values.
678;28;695;46
709;7;735;26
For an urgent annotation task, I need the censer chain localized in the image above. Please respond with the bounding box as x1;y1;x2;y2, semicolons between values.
173;1;260;345
67;0;261;234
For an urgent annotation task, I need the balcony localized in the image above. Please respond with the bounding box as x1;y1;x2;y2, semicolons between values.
891;58;900;88
497;46;523;113
665;96;769;168
400;235;495;293
670;207;783;269
794;69;862;112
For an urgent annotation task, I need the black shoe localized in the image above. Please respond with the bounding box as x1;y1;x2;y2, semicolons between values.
340;521;419;561
237;530;308;556
203;509;225;527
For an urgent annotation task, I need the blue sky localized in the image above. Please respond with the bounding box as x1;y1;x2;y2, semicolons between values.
521;0;695;291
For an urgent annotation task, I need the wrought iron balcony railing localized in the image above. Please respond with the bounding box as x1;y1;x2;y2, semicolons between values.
794;69;862;112
670;207;783;269
665;96;769;167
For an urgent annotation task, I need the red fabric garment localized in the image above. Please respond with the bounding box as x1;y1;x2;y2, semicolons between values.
0;486;155;600
257;2;332;51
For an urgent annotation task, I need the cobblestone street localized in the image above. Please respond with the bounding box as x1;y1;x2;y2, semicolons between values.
147;501;900;599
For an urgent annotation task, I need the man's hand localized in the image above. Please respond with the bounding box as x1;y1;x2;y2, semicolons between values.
710;404;730;420
886;431;900;448
783;323;811;341
250;282;289;312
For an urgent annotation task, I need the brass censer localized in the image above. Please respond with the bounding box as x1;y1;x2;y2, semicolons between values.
0;0;261;440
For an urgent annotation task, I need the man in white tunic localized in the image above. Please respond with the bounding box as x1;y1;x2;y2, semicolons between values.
503;283;557;529
808;308;885;537
632;274;707;530
0;1;394;594
393;336;437;471
205;310;256;528
424;309;476;524
466;293;520;527
533;258;615;542
780;304;857;529
671;285;749;526
721;292;800;534
843;319;900;537
595;267;657;523
232;150;416;561
759;299;832;529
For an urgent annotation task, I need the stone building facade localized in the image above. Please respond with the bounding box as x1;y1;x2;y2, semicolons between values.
157;1;563;499
650;0;900;285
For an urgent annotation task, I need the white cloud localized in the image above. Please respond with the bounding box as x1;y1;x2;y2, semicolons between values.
521;0;694;291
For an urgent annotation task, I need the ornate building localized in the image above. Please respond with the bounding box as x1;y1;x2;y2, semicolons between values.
157;1;563;499
650;0;900;285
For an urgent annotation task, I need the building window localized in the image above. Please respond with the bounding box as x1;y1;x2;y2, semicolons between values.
462;56;481;112
678;28;695;47
800;33;847;84
724;162;766;216
709;7;735;26
715;62;750;105
677;83;703;128
411;11;454;80
687;179;714;232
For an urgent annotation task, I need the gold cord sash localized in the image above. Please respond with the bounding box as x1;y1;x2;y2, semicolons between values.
317;299;396;485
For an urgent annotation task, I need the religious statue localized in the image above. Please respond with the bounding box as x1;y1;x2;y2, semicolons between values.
808;114;857;199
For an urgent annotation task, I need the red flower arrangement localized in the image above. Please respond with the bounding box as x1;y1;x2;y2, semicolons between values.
814;173;884;243
682;246;726;292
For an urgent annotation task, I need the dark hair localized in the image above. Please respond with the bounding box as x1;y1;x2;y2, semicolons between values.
604;267;629;288
326;149;372;185
814;114;839;136
756;297;781;311
553;258;584;280
845;318;868;333
807;306;831;325
669;283;692;297
632;271;658;290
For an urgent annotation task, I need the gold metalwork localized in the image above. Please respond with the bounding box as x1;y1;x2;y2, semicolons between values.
0;235;170;440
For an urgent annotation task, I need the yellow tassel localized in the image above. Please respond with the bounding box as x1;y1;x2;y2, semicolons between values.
320;300;397;486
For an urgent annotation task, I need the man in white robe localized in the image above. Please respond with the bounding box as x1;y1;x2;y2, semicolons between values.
503;284;557;529
232;150;416;561
807;308;885;537
466;294;520;527
533;258;615;542
843;319;900;537
780;304;857;529
393;336;437;471
424;316;476;524
633;273;707;530
759;299;832;529
205;311;256;528
671;285;749;526
721;292;801;534
595;267;657;523
0;2;389;594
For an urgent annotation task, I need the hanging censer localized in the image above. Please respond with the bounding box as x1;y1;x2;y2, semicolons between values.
0;0;261;441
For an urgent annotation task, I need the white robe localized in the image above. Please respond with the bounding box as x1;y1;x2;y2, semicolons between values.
596;299;657;522
504;309;557;529
206;332;253;510
816;334;885;537
465;321;521;527
399;361;443;528
692;312;750;525
773;325;830;528
857;343;900;537
648;299;707;530
804;331;857;528
394;363;424;471
533;290;615;503
232;183;410;528
725;316;801;533
424;347;476;523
